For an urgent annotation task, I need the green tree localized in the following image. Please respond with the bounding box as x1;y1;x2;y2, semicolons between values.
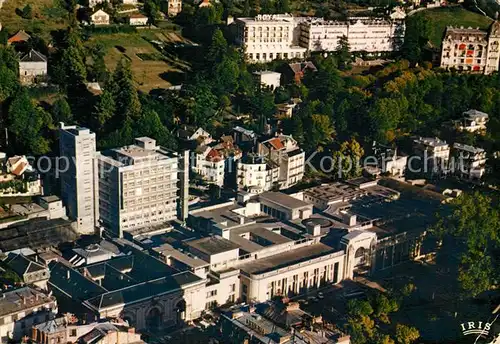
207;28;228;65
431;192;500;296
52;97;73;124
144;0;160;25
276;0;290;13
92;90;115;131
310;113;335;149
336;35;351;70
7;89;52;155
347;299;373;317
372;294;399;322
242;0;250;16
135;109;177;149
21;4;33;19
0;65;19;103
88;44;109;83
395;324;419;344
332;138;365;179
401;15;431;65
112;58;141;121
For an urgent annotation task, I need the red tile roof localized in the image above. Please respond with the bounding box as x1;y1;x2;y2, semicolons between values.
268;137;284;151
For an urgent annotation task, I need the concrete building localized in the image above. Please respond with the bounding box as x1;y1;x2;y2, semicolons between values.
440;22;500;74
90;9;110;25
167;0;182;16
0;287;57;342
412;137;450;174
122;0;138;5
457;109;489;133
19;49;47;85
187;194;346;303
235;14;307;63
48;244;207;330
128;13;148;26
95;137;180;237
299;17;405;53
59;124;97;235
253;71;282;90
451;143;487;180
32;315;144;344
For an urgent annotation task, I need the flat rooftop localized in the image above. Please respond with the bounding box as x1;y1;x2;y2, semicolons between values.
303;182;362;203
259;192;312;210
229;223;293;254
238;243;340;275
153;243;209;269
191;203;255;228
186;236;240;256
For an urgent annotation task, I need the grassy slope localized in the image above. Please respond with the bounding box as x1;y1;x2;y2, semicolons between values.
413;6;493;47
89;30;190;92
0;0;68;39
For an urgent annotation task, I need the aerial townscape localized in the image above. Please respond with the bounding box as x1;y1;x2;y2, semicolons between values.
0;0;499;343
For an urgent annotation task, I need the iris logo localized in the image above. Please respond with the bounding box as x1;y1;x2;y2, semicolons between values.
460;322;492;336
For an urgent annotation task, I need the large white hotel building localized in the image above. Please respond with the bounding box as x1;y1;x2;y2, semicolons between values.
234;13;406;63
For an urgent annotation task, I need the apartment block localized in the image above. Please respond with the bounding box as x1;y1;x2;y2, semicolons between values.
440;22;500;74
451;143;487;180
95;137;180;237
413;137;450;174
59;124;97;234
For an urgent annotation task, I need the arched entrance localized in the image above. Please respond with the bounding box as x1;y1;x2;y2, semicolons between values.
146;307;163;329
175;300;186;324
354;247;368;267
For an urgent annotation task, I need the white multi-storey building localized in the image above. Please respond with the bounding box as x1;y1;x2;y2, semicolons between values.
95;137;180;237
300;17;404;53
451;143;487;180
193;138;242;187
59;124;97;234
235;13;405;62
413;137;450;174
235;14;307;63
237;135;305;193
237;155;280;194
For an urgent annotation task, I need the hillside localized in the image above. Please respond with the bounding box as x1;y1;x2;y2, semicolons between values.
0;0;68;39
412;6;493;47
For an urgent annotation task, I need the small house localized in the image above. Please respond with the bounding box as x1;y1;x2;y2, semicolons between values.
19;49;48;85
128;13;149;26
90;9;110;26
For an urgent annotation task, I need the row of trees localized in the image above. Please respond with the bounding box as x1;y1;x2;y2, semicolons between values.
345;292;420;344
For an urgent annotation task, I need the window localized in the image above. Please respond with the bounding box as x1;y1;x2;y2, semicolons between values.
206;290;217;298
230;284;236;292
70;329;77;337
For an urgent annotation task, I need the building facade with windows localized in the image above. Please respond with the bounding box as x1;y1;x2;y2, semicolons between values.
299;17;404;53
95;137;180;237
440;22;500;74
235;14;405;62
235;14;307;63
451;143;487;180
59;124;97;235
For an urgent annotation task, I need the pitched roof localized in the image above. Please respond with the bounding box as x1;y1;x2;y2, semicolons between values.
20;49;47;63
91;9;109;17
288;61;317;73
129;13;148;19
7;30;31;44
5;253;47;276
267;137;284;150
